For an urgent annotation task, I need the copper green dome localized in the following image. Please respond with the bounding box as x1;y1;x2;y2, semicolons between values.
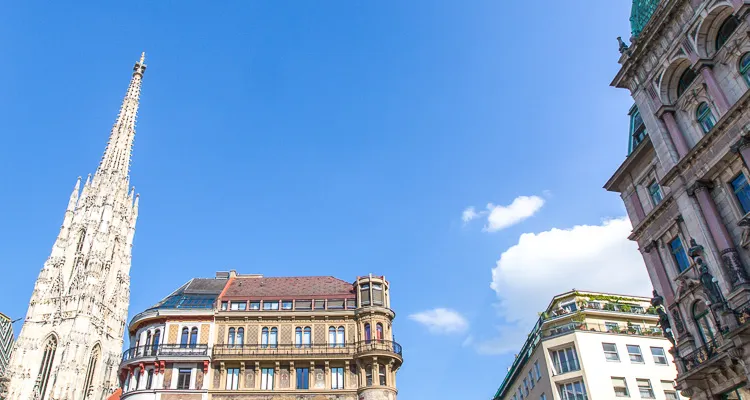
630;0;661;38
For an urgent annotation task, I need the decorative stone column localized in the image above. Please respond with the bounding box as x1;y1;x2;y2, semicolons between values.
273;362;280;390
289;361;295;389
657;106;690;158
642;242;676;305
689;181;749;287
732;134;750;169
697;61;731;115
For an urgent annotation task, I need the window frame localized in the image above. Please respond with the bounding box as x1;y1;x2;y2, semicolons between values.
551;346;580;375
260;368;274;390
226;368;240;390
669;236;691;273
627;344;644;363
696;102;716;133
741;52;750;87
715;16;740;52
176;368;192;390
296;367;309;389
650;347;669;365
612;376;630;398
648;180;663;206
602;342;620;362
331;367;345;389
637;379;655;399
731;172;750;215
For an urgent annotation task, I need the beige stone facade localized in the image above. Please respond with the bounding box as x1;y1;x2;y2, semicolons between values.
606;1;750;398
119;272;402;400
493;291;681;400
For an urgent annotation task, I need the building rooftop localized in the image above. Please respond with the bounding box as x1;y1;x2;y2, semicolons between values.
630;0;661;38
221;275;355;300
147;277;229;311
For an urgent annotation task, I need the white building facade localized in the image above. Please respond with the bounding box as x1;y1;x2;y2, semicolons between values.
5;54;146;400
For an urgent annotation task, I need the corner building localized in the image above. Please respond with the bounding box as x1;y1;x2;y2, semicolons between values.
606;1;750;398
118;271;402;400
492;291;682;400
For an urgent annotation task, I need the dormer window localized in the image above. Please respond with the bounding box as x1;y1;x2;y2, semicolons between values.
249;301;260;310
281;300;293;310
263;300;279;310
628;106;647;155
360;284;371;306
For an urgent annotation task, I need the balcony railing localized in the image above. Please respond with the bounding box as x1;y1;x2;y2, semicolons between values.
121;344;209;363
212;340;403;358
680;338;721;372
543;322;663;339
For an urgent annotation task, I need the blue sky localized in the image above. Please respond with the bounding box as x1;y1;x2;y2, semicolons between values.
0;2;652;399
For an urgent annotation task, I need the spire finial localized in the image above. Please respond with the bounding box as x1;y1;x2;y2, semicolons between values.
139;52;145;65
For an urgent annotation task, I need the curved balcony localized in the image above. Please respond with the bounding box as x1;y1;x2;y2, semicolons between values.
213;343;355;360
354;340;403;365
121;344;209;364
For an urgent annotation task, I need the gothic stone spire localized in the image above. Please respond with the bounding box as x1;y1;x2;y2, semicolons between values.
5;54;146;400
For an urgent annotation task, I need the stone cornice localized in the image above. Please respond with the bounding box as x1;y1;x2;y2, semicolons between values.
662;88;750;187
628;193;675;241
604;135;654;192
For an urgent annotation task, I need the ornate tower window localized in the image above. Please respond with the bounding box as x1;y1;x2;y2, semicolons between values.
696;102;716;133
189;327;198;348
82;344;100;399
628;105;647;155
35;335;57;400
692;301;717;345
180;327;189;348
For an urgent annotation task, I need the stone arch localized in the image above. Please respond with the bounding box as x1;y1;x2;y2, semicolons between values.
36;333;59;400
659;57;695;104
695;3;736;57
82;342;101;399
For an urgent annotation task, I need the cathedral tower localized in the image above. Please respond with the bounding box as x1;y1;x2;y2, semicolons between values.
6;54;146;400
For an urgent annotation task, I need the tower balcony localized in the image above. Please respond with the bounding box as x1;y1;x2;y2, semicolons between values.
354;340;403;366
120;344;210;366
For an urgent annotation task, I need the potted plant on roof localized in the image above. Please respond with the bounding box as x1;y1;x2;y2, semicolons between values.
626;321;637;334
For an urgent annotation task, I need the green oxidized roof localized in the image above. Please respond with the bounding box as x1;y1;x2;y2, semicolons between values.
630;0;661;38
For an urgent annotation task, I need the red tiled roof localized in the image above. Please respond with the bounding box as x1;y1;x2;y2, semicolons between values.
221;276;355;299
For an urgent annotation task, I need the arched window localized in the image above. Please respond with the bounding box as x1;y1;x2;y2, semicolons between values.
365;365;373;386
82;344;101;399
716;16;739;51
180;327;189;348
270;327;278;348
303;327;312;348
144;332;152;356
740;53;750;86
677;68;698;98
295;327;303;348
151;330;161;354
189;328;198;348
378;363;386;386
36;335;58;400
376;323;384;342
329;326;337;348
228;328;236;347
76;229;86;253
693;301;717;345
365;323;371;343
696;102;716;133
261;327;269;348
337;326;345;348
237;328;244;346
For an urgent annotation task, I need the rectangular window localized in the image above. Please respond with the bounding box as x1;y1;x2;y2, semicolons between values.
230;301;246;311
314;299;326;310
296;300;312;310
145;370;154;390
605;322;620;333
518;387;523;399
177;368;191;390
523;378;529;396
612;377;629;397
603;343;620;362
551;347;580;374
346;299;356;309
261;368;274;390
732;173;750;214
373;283;384;305
669;237;691;273
637;379;655;399
296;368;309;389
226;368;239;390
221;301;228;311
263;301;279;310
561;302;577;313
649;180;663;205
558;380;588;400
328;299;345;309
661;381;678;400
627;345;644;363
331;367;344;389
360;284;371;306
534;361;541;381
528;371;535;389
651;347;668;365
249;301;260;310
282;300;293;310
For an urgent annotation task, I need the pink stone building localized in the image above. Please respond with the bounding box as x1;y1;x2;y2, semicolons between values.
605;1;750;398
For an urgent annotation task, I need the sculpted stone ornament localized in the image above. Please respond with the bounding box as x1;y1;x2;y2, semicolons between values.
651;290;677;348
689;239;727;307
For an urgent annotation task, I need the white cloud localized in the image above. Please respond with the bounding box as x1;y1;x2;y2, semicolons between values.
409;308;469;335
485;196;545;232
462;195;545;232
476;217;652;354
462;206;479;223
